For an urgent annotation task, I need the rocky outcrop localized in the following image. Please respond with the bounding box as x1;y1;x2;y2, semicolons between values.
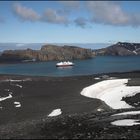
93;42;140;56
40;45;93;60
0;44;94;63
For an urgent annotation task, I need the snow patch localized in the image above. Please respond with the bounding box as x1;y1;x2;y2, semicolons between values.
94;77;100;80
15;84;22;88
10;83;23;88
0;94;12;102
81;79;140;109
133;51;138;55
97;108;104;112
111;119;140;126
48;109;62;117
112;111;140;116
14;102;21;108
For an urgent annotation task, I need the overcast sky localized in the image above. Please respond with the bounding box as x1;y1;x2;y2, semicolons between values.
0;1;140;44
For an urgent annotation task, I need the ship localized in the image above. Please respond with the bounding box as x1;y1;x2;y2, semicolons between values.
56;61;74;67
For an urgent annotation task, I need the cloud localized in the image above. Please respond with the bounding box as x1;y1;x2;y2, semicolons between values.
13;3;69;25
13;3;40;21
86;1;140;27
87;1;130;26
41;8;69;25
74;17;88;28
129;13;140;27
12;2;140;27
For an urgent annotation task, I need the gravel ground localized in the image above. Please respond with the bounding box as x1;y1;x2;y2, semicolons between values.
0;71;140;139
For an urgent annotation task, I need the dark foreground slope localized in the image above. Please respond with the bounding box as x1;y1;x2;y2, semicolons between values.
1;104;140;139
0;71;140;139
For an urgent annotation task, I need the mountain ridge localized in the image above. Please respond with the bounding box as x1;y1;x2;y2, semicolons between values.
93;42;140;56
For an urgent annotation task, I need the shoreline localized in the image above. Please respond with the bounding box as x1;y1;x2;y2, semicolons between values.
0;69;140;78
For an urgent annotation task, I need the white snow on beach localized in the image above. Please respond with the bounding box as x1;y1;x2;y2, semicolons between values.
112;111;140;116
1;79;22;82
0;93;12;102
10;83;23;88
14;102;21;108
9;79;23;82
48;109;62;117
1;78;31;82
94;77;100;80
97;108;104;112
81;79;140;109
111;119;140;126
14;84;22;88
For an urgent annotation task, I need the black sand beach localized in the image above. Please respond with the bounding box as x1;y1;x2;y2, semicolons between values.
0;71;140;139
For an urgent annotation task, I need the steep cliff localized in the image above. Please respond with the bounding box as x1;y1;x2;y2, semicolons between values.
0;44;94;63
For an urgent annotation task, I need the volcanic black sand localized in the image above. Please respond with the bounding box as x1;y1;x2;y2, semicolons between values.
0;71;140;139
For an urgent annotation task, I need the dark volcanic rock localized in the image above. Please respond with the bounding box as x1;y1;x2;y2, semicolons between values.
93;42;140;56
0;45;94;63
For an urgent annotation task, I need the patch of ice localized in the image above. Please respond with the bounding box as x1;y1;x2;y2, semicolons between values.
0;94;12;102
14;102;21;108
111;119;140;126
97;108;104;112
10;83;22;88
48;109;62;117
134;103;138;105
94;77;100;80
112;111;140;116
15;84;22;88
81;79;140;109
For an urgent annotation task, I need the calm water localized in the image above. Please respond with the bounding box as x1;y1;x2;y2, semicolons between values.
0;56;140;77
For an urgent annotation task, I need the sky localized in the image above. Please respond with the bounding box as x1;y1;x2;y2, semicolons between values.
0;1;140;44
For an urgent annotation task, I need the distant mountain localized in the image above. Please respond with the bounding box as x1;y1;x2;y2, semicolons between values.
0;43;111;51
93;42;140;56
0;44;94;63
0;43;44;51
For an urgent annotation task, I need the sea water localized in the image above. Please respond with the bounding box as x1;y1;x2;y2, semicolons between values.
0;56;140;77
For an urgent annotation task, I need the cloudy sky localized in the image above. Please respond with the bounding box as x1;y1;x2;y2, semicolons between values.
0;1;140;44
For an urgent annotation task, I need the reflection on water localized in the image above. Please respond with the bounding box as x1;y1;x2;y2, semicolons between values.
57;66;74;69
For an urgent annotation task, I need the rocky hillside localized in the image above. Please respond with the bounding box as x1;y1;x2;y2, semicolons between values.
93;42;140;56
0;44;94;63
